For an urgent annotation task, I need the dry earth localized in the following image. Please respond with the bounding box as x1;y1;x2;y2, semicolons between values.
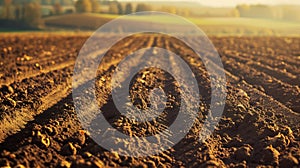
0;34;299;168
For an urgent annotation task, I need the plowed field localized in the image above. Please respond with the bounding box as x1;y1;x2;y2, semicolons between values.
0;34;299;167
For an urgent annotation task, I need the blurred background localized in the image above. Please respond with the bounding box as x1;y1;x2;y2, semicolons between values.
0;0;300;35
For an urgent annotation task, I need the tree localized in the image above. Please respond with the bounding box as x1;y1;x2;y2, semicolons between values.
61;0;73;6
282;6;300;21
117;2;123;14
229;9;240;17
236;4;250;17
41;0;52;5
15;4;21;20
177;8;190;17
23;2;44;28
2;0;15;19
125;3;133;14
237;4;275;19
135;3;152;12
161;6;176;14
91;0;101;13
108;2;118;14
75;0;92;13
53;3;63;15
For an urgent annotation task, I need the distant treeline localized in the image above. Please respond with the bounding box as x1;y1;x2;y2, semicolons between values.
0;1;300;29
0;0;44;29
0;0;73;6
236;4;300;21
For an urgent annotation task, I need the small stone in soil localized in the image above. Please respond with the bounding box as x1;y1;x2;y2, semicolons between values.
260;145;280;166
201;160;221;167
59;160;71;168
232;160;247;168
279;154;299;168
36;131;50;148
90;156;105;167
61;143;77;156
71;130;86;145
4;97;17;107
266;133;289;150
2;85;14;94
281;126;293;137
0;158;10;167
14;164;26;168
234;144;253;161
43;125;57;136
43;126;53;134
83;152;92;158
237;89;249;99
237;104;246;112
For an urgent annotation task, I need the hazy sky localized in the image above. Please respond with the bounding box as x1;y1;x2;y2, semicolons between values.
126;0;300;7
196;0;300;7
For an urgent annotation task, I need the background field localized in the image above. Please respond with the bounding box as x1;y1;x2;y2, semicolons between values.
42;13;300;36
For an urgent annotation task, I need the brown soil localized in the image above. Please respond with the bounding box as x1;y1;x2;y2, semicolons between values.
0;34;299;168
